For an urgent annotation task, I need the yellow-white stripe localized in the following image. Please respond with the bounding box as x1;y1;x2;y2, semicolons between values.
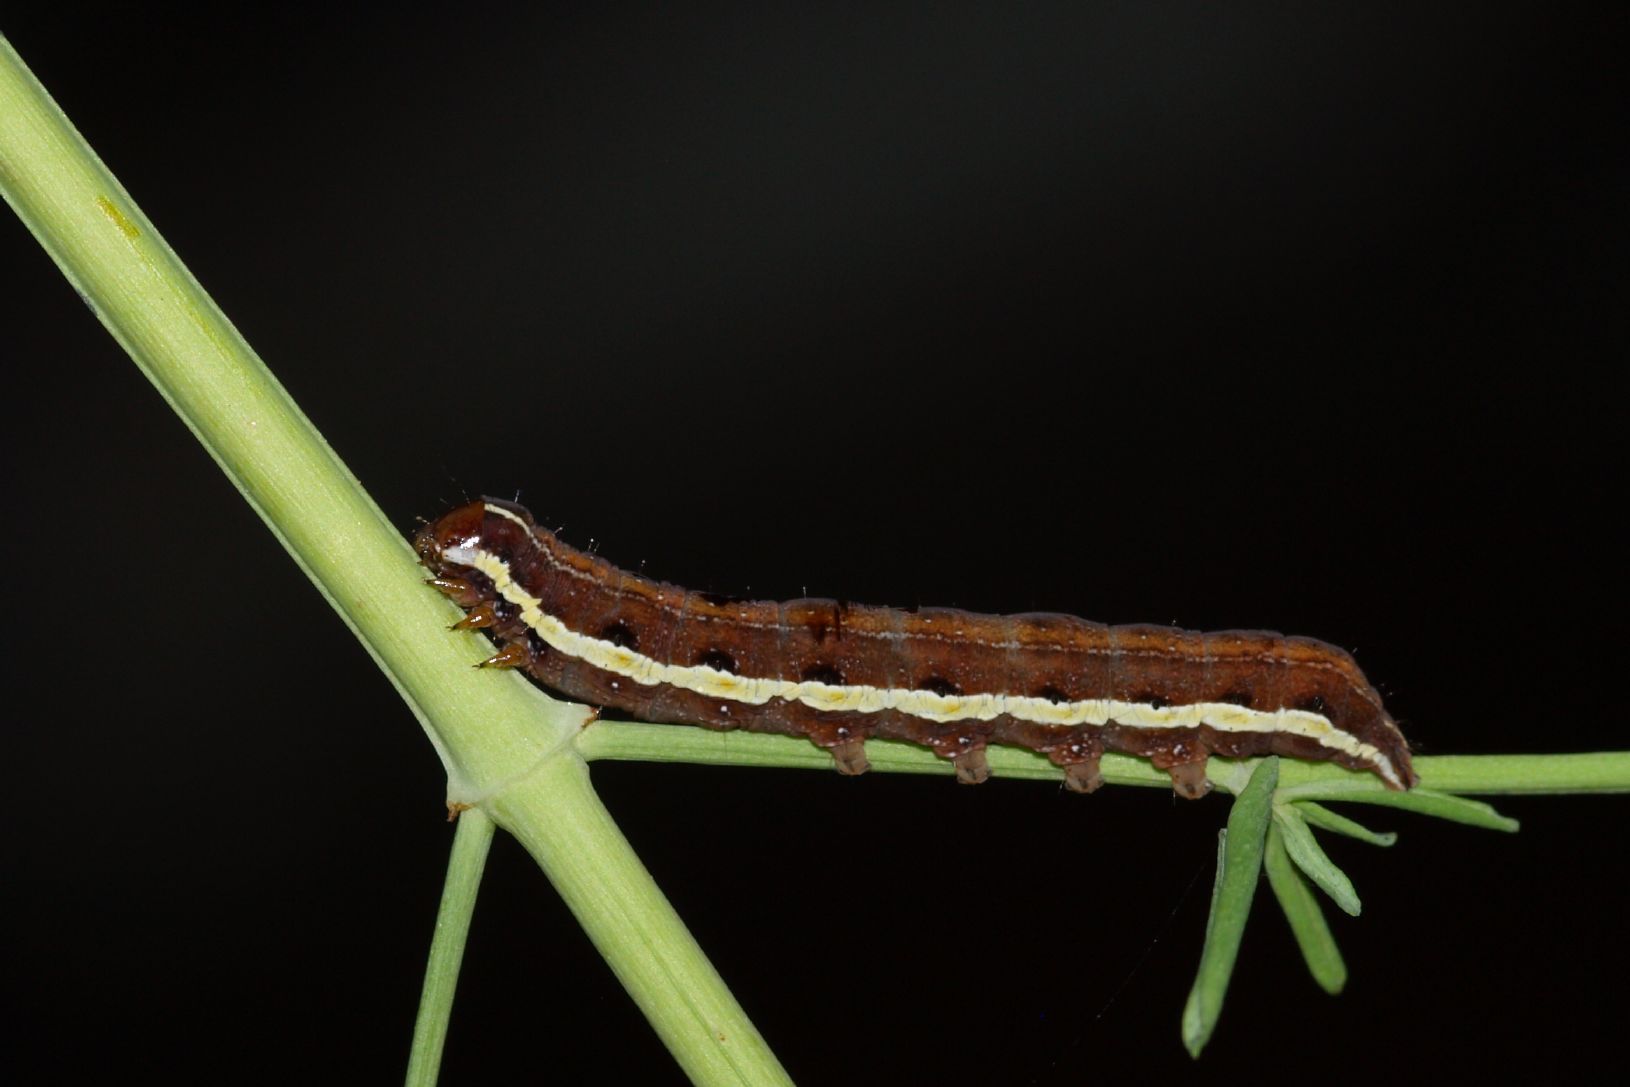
448;534;1401;788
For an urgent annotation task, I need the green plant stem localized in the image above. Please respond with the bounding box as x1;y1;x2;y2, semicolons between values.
1;35;787;1086
580;723;1630;798
407;808;496;1087
1405;752;1630;794
491;758;790;1085
575;721;1173;787
9;27;1628;1075
0;32;578;797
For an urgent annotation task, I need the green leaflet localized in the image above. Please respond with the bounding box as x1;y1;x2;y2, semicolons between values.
1293;800;1397;847
1276;782;1519;833
1182;757;1278;1058
1264;822;1347;994
1274;804;1362;916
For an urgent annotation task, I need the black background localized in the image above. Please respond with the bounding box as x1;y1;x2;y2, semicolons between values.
3;5;1625;1083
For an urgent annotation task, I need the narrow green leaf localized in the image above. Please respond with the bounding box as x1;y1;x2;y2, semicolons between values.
1264;823;1347;994
1293;801;1396;847
1274;805;1362;916
1182;756;1278;1058
1279;782;1520;833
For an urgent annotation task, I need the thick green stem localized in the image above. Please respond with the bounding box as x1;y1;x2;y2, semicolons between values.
8;26;1627;1076
1;34;786;1086
0;31;579;798
490;759;791;1085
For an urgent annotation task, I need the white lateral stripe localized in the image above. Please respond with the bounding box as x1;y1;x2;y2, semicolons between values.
458;544;1401;788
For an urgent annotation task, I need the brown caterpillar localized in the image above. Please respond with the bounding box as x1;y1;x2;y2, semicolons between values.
415;499;1416;797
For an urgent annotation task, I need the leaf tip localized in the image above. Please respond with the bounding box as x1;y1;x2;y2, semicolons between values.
1181;995;1211;1059
1316;965;1349;996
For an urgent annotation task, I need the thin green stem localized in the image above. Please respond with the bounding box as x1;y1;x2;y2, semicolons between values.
580;722;1630;799
9;27;1628;1073
575;721;1173;788
407;809;496;1087
1407;752;1630;794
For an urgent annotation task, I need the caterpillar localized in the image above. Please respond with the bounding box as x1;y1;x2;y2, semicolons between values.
415;498;1416;797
